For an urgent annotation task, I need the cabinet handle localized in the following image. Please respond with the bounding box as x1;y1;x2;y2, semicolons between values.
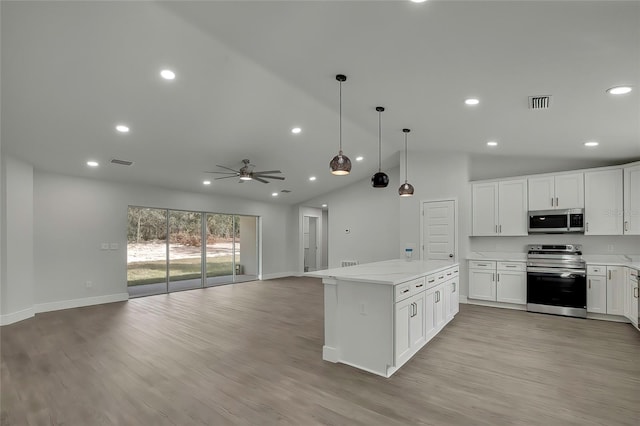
624;221;629;232
497;273;500;282
505;265;517;268
588;279;591;290
476;263;488;267
555;197;559;207
428;279;435;283
551;197;554;207
439;276;444;280
608;270;611;280
401;288;410;294
586;223;589;232
634;287;639;298
495;225;498;233
454;270;458;273
447;272;452;276
499;224;502;233
453;282;456;293
416;283;423;288
492;273;495;282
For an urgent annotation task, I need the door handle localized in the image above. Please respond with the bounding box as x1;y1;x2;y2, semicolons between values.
449;254;453;258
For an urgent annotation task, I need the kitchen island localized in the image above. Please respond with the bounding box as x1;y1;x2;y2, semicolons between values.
307;259;459;377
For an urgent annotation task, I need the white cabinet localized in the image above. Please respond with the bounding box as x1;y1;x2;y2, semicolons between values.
496;262;526;305
584;169;623;235
606;266;625;316
468;260;526;305
472;180;527;236
395;291;426;367
528;173;584;210
468;261;496;301
624;268;639;328
587;275;607;314
624;164;640;235
444;273;460;321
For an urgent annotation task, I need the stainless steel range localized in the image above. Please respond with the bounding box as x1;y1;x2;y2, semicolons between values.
526;244;587;318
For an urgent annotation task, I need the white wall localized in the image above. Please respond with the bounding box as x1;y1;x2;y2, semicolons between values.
1;156;35;324
301;167;401;269
31;170;297;312
399;152;471;297
470;235;640;256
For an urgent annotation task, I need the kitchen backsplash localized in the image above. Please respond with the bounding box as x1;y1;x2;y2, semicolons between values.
469;234;640;255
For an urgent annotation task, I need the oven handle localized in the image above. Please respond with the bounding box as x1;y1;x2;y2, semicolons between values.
527;267;586;276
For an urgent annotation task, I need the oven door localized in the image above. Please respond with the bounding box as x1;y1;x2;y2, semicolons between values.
527;267;587;317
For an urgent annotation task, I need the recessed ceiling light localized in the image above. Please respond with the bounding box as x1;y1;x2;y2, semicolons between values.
410;0;427;3
487;141;498;147
322;204;328;208
309;176;316;181
291;127;302;134
606;86;632;95
87;161;99;167
271;192;278;197
465;98;480;105
160;69;176;80
355;156;364;162
584;141;599;147
203;180;211;185
115;124;130;133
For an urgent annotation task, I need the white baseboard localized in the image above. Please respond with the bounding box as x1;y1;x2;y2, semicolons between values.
466;298;527;311
261;272;296;280
586;313;630;323
34;293;129;314
0;306;35;326
459;295;469;303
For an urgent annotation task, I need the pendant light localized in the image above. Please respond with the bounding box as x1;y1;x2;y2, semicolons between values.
329;74;351;175
371;106;389;188
398;128;415;197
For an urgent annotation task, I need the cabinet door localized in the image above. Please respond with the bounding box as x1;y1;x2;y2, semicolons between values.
528;176;555;210
394;297;413;366
555;173;584;209
630;271;639;328
498;179;528;236
606;266;625;316
472;182;498;236
587;276;607;314
469;269;496;301
624;165;640;235
584;169;623;235
434;286;446;330
624;268;632;320
496;270;526;305
424;287;437;341
410;292;426;349
445;278;459;321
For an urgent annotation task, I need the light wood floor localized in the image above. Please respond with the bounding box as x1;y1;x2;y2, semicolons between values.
2;277;639;425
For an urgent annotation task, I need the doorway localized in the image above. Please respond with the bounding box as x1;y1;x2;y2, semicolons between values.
299;206;325;274
421;199;457;263
304;216;319;272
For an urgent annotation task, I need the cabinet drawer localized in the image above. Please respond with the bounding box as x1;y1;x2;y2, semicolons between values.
469;261;496;270
425;274;438;288
410;277;426;293
395;282;413;302
587;265;606;276
444;267;458;279
497;262;526;272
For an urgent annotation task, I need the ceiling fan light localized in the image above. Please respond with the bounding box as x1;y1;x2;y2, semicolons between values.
330;151;351;175
372;172;389;188
399;182;415;197
239;176;252;181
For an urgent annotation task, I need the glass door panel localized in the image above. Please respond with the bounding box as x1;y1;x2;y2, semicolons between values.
235;215;259;283
127;207;168;298
168;210;202;292
205;213;234;287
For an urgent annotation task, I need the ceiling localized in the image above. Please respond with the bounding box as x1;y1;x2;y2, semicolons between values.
2;1;639;204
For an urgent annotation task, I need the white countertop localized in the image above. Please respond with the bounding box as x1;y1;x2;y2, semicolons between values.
467;252;527;262
467;252;640;271
306;259;457;285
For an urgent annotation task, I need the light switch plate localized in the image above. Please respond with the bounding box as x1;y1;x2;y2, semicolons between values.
101;243;109;250
110;242;119;250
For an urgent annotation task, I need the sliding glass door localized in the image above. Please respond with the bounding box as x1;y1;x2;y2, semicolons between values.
127;207;259;298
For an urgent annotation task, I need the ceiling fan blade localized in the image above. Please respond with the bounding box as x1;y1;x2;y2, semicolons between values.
252;176;269;184
255;175;285;180
215;165;240;173
214;175;239;180
252;170;281;175
204;171;237;175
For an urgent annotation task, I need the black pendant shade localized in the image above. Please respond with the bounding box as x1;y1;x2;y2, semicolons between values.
398;128;414;197
371;106;389;188
330;74;351;175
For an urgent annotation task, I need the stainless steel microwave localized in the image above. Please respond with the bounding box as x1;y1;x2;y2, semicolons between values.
528;209;585;234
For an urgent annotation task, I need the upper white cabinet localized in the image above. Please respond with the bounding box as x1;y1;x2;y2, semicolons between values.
624;164;640;235
584;169;623;235
472;179;527;236
528;173;584;210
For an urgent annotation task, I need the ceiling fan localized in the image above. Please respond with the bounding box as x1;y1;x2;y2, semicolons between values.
205;159;285;184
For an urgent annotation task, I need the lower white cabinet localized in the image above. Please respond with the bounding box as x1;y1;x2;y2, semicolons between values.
624;268;639;327
606;266;625;316
395;291;426;367
444;275;460;321
587;264;626;315
468;260;526;305
587;275;607;313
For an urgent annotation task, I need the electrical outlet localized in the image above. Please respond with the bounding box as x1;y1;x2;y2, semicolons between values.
101;243;109;250
85;281;93;288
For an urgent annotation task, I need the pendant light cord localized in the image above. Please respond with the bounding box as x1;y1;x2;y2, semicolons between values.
339;80;343;153
404;132;408;183
378;110;382;172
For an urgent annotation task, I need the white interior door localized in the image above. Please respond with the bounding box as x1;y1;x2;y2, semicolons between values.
421;200;456;263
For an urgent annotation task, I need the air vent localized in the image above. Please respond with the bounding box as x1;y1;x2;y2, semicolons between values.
280;190;291;193
110;159;134;166
528;95;552;109
341;260;358;267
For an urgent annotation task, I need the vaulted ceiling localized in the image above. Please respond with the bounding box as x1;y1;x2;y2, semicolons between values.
2;1;639;204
